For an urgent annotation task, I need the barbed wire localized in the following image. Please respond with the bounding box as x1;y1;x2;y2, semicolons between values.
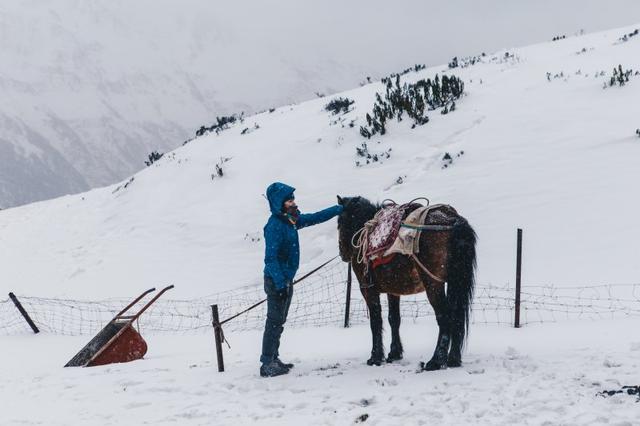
2;260;640;336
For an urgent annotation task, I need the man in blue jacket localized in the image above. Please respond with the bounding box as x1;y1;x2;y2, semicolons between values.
260;182;343;377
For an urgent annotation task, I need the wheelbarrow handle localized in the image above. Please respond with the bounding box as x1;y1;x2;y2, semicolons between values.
128;285;174;321
115;287;156;318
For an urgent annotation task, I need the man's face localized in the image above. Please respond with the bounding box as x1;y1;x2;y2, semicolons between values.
283;199;297;210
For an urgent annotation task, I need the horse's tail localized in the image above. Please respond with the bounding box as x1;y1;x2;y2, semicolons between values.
446;216;477;350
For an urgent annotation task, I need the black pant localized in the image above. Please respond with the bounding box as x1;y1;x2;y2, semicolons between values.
260;277;294;364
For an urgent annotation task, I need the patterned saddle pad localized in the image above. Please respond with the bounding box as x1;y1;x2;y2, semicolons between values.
365;205;406;259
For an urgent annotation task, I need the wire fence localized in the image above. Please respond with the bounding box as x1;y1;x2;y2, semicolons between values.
2;259;640;336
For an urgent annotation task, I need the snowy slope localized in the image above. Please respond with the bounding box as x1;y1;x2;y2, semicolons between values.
1;24;640;299
1;319;640;425
4;0;640;208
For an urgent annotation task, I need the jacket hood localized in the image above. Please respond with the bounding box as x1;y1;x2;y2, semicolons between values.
266;182;296;216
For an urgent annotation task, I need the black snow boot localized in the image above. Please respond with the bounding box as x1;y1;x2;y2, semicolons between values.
260;361;290;378
275;358;294;369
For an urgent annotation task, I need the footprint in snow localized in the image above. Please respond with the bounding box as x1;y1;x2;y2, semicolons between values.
311;363;344;376
120;380;143;388
505;346;519;360
146;386;181;393
603;358;622;368
314;363;341;371
356;397;375;407
124;402;152;409
373;378;398;387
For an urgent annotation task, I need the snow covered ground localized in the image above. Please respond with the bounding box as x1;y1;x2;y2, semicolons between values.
2;319;639;425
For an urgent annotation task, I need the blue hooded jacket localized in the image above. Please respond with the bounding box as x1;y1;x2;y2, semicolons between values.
263;182;343;290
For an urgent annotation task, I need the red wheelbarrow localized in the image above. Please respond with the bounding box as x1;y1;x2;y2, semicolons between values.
64;285;174;367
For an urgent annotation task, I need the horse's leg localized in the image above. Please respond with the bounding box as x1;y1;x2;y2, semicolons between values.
421;280;451;371
364;288;385;366
386;294;403;362
447;304;464;368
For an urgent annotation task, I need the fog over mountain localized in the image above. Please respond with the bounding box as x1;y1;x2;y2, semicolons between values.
1;0;639;208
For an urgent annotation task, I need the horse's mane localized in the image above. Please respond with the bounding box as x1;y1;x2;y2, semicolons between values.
337;196;380;238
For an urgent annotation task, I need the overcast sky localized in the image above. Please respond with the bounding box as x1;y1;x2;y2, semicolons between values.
243;0;640;82
164;0;640;108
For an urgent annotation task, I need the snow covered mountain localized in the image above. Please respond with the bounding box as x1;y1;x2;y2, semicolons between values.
3;0;640;208
1;23;640;299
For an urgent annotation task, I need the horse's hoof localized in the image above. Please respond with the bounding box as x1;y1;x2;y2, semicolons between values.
386;352;403;363
446;358;462;368
420;360;446;371
367;357;383;366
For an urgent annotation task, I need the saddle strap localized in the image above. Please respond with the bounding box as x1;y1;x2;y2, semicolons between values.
400;224;453;231
410;254;445;283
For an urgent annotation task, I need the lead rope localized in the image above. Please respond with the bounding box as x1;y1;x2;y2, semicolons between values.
351;217;379;275
214;323;232;349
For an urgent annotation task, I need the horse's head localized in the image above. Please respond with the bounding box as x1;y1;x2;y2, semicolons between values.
336;195;378;262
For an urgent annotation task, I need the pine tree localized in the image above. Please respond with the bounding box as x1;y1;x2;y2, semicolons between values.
617;65;625;85
144;151;164;166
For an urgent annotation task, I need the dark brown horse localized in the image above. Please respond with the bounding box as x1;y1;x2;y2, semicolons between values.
337;196;477;370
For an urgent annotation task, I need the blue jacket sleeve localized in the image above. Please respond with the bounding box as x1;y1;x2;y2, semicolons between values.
264;222;287;289
297;205;343;230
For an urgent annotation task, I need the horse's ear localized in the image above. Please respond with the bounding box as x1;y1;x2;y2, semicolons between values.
337;195;344;205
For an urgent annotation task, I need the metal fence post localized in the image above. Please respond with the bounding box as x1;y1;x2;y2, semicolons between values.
211;304;225;372
8;292;39;334
344;262;352;328
514;228;523;328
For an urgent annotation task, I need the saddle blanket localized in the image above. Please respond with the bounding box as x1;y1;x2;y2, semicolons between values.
369;205;445;267
364;204;405;259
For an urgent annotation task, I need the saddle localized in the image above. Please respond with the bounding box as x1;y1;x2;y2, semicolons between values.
354;200;451;275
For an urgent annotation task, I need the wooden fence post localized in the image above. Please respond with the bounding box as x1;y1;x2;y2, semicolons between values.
514;228;523;328
8;292;39;334
211;304;224;372
344;262;352;328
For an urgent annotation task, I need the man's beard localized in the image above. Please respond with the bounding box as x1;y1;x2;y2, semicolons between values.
285;204;300;220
